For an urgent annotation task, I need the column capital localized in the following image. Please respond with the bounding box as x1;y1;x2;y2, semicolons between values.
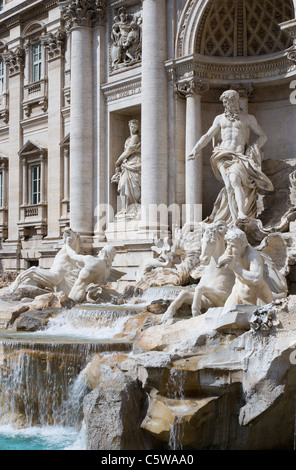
280;19;296;65
60;0;107;30
287;48;296;65
41;29;66;61
3;47;25;77
174;78;209;99
230;83;254;99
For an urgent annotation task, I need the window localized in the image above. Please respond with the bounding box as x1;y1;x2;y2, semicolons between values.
32;43;42;82
0;59;4;95
31;164;41;205
0;1;4;12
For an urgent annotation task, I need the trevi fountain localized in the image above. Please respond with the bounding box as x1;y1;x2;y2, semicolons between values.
1;88;296;451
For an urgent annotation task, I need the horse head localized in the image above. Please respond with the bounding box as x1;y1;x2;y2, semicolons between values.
63;228;80;253
200;221;228;266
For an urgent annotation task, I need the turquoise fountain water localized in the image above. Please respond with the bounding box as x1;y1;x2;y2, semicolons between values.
0;303;140;450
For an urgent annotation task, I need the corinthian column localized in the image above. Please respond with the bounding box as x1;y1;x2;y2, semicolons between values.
141;0;168;237
61;1;106;237
175;78;209;224
5;47;25;242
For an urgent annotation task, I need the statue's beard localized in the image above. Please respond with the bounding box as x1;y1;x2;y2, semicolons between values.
224;102;240;121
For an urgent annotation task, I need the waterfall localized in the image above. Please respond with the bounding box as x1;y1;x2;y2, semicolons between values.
39;305;143;339
139;286;195;305
0;341;92;429
0;333;133;449
0;302;142;449
166;368;186;451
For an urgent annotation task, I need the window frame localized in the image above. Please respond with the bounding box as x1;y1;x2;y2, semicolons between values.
30;163;41;205
32;42;42;83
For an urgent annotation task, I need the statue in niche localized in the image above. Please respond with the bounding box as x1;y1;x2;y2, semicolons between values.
111;119;141;218
188;89;274;225
111;6;142;69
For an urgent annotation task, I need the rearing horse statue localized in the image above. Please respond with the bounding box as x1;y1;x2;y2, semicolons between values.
161;221;235;323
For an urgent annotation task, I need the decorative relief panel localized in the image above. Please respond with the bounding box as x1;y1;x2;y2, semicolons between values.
109;3;142;72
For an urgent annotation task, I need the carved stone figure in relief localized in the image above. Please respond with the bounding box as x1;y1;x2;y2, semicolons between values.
111;7;142;69
111;119;141;217
9;228;81;297
188;90;274;224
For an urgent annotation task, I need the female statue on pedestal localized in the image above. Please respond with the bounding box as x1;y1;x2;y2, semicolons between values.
111;119;141;218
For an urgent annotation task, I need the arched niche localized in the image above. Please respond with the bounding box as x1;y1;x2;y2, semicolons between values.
174;0;296;220
176;0;296;59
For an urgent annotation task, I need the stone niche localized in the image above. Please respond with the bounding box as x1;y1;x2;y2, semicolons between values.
107;105;141;238
201;83;296;220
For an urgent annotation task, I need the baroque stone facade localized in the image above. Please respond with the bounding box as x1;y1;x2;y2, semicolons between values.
0;0;296;284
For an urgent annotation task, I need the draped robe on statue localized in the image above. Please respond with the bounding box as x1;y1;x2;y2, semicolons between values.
207;143;274;225
117;138;141;206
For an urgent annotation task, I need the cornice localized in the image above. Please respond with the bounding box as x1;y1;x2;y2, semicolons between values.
165;51;296;86
101;74;141;102
0;1;58;30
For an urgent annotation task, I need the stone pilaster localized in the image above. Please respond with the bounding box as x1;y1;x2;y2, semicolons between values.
140;0;169;237
93;20;107;242
44;29;66;238
175;78;209;224
61;0;106;238
4;47;25;242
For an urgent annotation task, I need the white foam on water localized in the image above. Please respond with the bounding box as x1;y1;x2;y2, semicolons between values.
0;423;86;450
35;308;133;340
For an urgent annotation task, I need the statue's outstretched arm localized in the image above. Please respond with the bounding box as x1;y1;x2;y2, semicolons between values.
65;244;85;265
188;115;221;160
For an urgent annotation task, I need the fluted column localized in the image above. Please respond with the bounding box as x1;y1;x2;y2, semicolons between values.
175;78;209;224
42;28;66;238
61;1;106;237
4;46;25;241
141;0;168;236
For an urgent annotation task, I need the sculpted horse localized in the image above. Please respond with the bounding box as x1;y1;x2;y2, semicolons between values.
161;221;235;323
135;237;174;283
10;228;81;297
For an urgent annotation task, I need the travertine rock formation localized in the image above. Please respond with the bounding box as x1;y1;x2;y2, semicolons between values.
83;296;296;450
